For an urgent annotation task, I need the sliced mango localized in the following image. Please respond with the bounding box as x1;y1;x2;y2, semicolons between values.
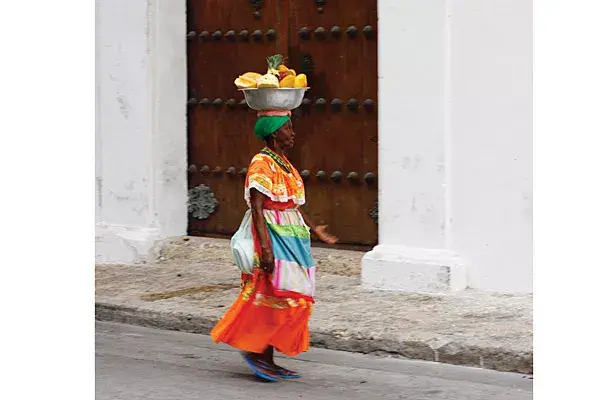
280;75;296;88
294;73;308;88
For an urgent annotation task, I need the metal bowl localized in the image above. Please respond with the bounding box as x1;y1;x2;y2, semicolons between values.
240;88;309;111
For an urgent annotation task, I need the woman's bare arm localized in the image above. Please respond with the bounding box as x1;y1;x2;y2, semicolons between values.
299;207;339;244
298;207;318;232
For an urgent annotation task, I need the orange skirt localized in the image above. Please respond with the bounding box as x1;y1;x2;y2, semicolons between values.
210;270;312;357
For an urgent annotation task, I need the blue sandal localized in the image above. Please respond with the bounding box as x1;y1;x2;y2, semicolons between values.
241;353;279;382
254;360;300;380
273;366;301;380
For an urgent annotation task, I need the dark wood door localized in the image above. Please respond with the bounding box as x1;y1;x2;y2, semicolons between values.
187;0;378;245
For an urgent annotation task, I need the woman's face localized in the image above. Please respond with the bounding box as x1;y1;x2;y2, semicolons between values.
274;121;295;149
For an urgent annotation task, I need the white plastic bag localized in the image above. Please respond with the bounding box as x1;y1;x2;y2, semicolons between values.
230;210;255;274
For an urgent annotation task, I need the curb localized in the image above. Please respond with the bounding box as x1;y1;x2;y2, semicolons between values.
95;301;532;375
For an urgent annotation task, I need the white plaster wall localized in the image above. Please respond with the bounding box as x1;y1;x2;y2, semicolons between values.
148;0;189;237
448;0;533;293
362;0;468;293
97;0;152;228
95;0;187;264
378;0;448;249
365;0;531;294
95;0;102;224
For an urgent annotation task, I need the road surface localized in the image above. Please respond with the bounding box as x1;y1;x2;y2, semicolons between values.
96;322;532;400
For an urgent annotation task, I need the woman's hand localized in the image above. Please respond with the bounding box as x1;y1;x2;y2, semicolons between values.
260;247;275;273
314;225;339;245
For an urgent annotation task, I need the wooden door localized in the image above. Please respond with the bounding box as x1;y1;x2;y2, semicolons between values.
187;0;378;245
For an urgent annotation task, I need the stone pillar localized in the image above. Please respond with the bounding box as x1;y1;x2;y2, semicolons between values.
447;0;532;293
361;0;467;292
95;0;188;264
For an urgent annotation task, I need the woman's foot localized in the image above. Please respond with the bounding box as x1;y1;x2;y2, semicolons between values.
272;364;301;379
255;359;301;379
257;346;301;379
241;352;279;382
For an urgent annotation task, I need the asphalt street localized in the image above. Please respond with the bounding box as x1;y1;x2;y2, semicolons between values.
96;321;532;400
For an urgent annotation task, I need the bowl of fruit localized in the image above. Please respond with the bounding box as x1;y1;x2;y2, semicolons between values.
234;54;309;111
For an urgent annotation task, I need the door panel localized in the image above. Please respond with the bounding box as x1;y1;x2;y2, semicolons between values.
187;0;378;245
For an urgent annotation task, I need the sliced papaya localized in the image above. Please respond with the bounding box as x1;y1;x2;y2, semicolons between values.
242;72;262;81
234;76;257;89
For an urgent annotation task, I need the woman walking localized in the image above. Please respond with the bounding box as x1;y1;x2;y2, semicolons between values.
210;113;338;381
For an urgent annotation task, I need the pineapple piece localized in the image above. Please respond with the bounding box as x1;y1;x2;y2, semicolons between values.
257;74;280;88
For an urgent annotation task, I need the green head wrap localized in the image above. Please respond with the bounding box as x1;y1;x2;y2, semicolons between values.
254;115;290;141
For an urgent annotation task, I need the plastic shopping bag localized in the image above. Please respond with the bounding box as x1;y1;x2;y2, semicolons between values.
230;210;254;274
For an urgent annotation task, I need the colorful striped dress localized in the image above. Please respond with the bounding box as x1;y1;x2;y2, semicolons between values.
210;151;316;356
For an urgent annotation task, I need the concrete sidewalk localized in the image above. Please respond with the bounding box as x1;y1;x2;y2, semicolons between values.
95;237;532;374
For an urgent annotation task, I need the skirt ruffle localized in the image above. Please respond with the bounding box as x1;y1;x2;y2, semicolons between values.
210;272;312;356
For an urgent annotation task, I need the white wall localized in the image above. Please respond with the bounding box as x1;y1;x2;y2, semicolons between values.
378;0;447;250
95;0;102;224
363;0;532;294
95;0;188;264
97;0;152;228
362;0;469;293
448;0;533;292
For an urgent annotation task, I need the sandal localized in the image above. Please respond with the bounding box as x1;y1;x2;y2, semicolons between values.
273;366;301;380
254;360;300;380
241;353;279;382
